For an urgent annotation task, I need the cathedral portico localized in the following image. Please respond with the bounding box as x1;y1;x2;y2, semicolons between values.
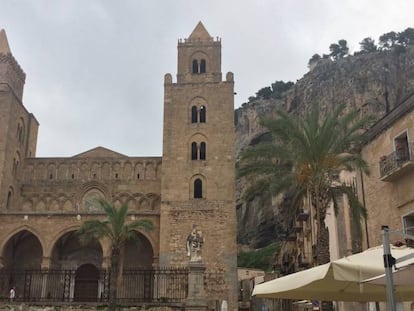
0;22;237;308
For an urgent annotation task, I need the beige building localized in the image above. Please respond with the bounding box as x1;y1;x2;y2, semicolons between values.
358;93;414;310
360;92;414;248
0;22;237;308
271;93;414;311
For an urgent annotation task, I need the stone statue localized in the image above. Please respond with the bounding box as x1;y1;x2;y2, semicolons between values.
186;225;204;262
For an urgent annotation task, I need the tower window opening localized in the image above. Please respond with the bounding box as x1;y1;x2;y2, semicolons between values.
200;59;206;73
192;60;199;74
191;142;198;160
194;179;203;199
191;106;198;123
200;142;206;160
49;173;53;179
137;173;140;179
200;106;206;123
71;173;75;179
115;173;119;179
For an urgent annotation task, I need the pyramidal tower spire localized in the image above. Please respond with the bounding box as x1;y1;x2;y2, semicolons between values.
188;21;212;41
0;29;26;100
0;29;11;54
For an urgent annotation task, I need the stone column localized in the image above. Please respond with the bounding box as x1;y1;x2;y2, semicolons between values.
186;261;208;311
41;256;51;269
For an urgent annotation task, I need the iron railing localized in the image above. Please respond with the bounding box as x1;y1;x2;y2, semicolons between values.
379;143;414;177
0;267;188;304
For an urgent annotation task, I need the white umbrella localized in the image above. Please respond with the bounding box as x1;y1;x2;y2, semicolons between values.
252;245;414;302
363;263;414;286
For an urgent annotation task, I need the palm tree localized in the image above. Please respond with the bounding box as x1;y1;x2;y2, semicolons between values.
77;198;153;311
238;103;373;266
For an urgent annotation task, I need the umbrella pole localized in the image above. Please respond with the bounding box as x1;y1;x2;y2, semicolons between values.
382;225;396;311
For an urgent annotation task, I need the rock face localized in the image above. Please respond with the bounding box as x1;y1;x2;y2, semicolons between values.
235;46;414;248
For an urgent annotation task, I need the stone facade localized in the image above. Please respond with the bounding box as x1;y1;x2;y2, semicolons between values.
0;23;237;309
359;92;414;247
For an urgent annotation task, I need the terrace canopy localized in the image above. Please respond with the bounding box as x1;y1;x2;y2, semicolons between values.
252;245;414;302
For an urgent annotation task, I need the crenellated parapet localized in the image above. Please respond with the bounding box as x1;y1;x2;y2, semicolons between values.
0;55;26;100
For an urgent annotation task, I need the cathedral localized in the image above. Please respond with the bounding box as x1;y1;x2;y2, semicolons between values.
0;22;237;308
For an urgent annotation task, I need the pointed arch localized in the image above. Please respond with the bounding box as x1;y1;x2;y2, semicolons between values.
50;229;103;270
200;105;206;123
194;179;203;198
192;59;199;74
191;106;198;123
190;174;206;199
1;228;44;270
200;59;206;73
200;142;206;160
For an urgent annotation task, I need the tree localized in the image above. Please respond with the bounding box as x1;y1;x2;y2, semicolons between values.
379;31;398;50
77;199;153;311
329;39;349;60
398;27;414;46
238;104;373;263
271;80;294;99
256;86;273;100
238;104;373;310
308;53;321;68
359;37;377;53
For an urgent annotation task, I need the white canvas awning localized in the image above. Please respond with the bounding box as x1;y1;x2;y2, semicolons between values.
252;245;414;302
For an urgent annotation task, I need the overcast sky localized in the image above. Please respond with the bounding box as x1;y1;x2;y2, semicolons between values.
1;0;413;157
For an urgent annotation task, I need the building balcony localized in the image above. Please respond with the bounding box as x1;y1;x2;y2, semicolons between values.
379;143;414;181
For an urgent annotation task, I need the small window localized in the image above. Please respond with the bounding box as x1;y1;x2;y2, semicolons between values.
191;142;198;160
192;60;199;74
200;59;206;73
137;173;140;180
191;106;198;123
194;179;203;198
200;142;206;160
71;173;75;179
395;132;410;162
49;174;53;179
403;212;414;240
200;105;206;123
115;173;119;179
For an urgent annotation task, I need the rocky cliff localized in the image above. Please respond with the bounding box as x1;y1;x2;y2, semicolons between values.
235;46;414;248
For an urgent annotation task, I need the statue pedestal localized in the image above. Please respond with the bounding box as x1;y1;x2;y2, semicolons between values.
186;261;208;311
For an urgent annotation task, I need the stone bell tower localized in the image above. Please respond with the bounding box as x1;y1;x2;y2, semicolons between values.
0;29;38;210
160;22;237;309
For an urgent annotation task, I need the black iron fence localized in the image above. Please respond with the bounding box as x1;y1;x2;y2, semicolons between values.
0;267;188;304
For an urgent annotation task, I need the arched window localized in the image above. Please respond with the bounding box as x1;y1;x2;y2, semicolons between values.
200;59;206;73
191;106;198;123
200;142;206;160
194;179;203;198
191;142;198;160
200;105;206;123
192;60;199;74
